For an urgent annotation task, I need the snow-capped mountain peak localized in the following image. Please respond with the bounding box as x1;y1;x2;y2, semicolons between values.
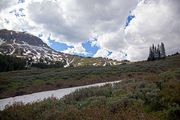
0;29;122;67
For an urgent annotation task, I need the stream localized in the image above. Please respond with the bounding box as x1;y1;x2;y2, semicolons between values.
0;80;122;111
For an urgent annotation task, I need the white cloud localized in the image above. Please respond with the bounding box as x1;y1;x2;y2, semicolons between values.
94;48;127;61
62;43;88;55
94;48;110;58
0;0;16;11
26;0;138;44
94;28;128;60
0;0;180;61
0;0;138;60
97;28;127;51
108;51;127;60
125;0;180;61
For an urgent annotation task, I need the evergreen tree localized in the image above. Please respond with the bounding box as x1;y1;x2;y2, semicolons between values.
148;46;154;61
154;46;158;59
0;55;26;72
160;42;166;58
157;44;161;58
147;42;166;61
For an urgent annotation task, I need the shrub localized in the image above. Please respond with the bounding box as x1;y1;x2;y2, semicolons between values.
166;104;180;120
63;85;113;104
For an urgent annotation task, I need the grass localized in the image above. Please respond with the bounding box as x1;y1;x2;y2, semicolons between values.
0;55;180;99
0;55;180;119
1;75;179;120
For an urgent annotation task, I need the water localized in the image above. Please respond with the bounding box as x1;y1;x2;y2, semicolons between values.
0;80;122;111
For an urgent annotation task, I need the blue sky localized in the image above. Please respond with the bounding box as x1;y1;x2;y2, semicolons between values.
49;15;135;57
125;15;135;27
82;41;99;57
1;0;180;61
49;39;99;57
50;40;72;51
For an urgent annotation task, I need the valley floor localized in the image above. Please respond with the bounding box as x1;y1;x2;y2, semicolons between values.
0;55;180;119
0;80;122;110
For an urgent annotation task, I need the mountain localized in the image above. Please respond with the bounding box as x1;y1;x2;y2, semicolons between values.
0;29;122;67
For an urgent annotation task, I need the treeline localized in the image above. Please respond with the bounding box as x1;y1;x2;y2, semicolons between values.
0;54;26;72
31;61;65;69
0;55;65;72
148;42;166;61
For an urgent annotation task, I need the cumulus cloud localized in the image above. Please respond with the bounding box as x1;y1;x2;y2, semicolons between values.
125;0;180;61
94;28;128;60
94;48;126;60
0;0;16;11
0;0;179;61
97;28;127;51
94;48;110;58
62;43;89;56
27;0;137;44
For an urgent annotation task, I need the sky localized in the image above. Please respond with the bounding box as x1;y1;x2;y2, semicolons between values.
0;0;180;61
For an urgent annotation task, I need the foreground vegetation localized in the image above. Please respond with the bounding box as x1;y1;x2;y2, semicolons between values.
0;54;179;119
0;67;179;120
0;54;180;99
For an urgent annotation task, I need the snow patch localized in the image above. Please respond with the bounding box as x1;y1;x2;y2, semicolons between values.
7;44;15;55
0;39;5;45
93;63;97;66
0;80;122;111
103;62;107;66
64;58;75;68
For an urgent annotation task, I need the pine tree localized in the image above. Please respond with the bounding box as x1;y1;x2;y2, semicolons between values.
160;42;166;58
152;44;155;60
148;46;153;61
154;46;158;59
157;44;161;59
147;43;166;61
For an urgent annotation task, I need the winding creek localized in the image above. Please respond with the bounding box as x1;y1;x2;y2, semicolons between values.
0;80;122;111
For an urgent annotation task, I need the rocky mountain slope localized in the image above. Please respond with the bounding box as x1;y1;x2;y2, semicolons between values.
0;29;122;67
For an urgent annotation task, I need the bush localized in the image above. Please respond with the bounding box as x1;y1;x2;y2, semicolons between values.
166;104;180;120
159;69;180;80
63;85;113;104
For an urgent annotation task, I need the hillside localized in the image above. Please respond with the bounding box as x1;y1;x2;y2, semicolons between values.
0;54;179;99
0;54;180;120
0;29;122;68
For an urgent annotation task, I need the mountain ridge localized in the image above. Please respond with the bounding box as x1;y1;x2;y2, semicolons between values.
0;29;123;67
